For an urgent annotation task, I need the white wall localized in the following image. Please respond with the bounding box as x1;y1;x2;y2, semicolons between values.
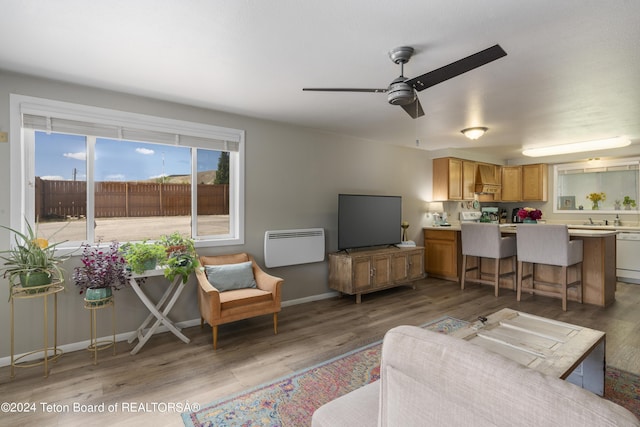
0;70;433;357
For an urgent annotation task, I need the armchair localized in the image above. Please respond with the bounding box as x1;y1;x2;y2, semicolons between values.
195;253;284;349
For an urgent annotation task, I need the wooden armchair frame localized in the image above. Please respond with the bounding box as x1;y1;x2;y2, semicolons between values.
195;253;283;349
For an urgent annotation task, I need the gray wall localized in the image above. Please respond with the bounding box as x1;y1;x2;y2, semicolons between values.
0;70;433;358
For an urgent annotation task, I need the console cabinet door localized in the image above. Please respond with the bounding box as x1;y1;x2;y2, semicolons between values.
372;254;391;287
391;252;409;282
407;250;425;280
352;256;372;291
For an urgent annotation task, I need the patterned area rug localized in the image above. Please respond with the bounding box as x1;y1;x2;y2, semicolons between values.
182;316;640;426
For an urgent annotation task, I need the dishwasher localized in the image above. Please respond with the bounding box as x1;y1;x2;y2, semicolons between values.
617;232;640;283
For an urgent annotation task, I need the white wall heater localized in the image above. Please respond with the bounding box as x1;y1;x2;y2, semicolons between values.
264;228;325;268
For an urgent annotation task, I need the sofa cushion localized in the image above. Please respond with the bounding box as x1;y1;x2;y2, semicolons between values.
204;261;257;291
311;381;379;427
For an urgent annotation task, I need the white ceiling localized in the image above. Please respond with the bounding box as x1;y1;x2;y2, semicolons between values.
2;0;640;163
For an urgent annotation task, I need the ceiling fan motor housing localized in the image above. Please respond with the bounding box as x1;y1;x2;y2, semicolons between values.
387;78;416;105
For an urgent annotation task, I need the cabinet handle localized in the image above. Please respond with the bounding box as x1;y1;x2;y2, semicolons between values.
371;268;376;277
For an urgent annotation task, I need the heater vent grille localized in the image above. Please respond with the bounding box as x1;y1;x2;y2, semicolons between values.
264;228;325;268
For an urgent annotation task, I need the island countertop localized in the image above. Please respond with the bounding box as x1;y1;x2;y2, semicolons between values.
423;224;617;307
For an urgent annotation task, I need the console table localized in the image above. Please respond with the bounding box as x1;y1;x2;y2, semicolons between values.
127;267;191;355
329;246;425;303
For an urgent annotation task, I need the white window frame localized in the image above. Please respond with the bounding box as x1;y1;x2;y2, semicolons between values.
9;94;245;249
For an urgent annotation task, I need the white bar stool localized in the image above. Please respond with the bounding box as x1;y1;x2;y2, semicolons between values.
461;223;517;297
516;224;583;311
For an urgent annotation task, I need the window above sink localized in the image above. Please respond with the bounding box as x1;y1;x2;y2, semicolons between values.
554;158;639;214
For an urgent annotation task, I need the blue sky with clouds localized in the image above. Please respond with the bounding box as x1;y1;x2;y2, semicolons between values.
35;132;220;181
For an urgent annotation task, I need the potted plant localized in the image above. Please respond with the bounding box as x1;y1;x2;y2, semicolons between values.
623;196;636;210
159;232;199;283
517;207;543;223
0;221;69;294
119;240;167;274
73;241;131;305
587;192;606;210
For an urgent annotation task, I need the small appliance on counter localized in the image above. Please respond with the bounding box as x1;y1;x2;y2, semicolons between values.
480;206;499;223
512;207;523;223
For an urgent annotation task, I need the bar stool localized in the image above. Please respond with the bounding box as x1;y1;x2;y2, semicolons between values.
461;223;517;297
516;224;583;311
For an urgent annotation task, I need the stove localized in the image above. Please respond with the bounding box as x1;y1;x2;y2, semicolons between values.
460;211;482;222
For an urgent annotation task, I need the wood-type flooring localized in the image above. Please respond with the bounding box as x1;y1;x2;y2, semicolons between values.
2;278;640;426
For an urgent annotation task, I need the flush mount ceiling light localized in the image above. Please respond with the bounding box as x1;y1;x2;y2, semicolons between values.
461;127;488;140
522;137;631;157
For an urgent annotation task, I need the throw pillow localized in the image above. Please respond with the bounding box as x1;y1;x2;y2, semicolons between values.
204;261;257;292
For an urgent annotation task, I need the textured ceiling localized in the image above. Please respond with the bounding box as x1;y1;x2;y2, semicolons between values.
2;0;639;163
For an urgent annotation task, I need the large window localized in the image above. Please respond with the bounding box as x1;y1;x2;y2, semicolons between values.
554;158;639;213
10;95;244;248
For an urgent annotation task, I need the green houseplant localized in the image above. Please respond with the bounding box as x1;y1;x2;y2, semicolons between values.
159;232;199;283
0;221;69;292
623;196;636;210
73;241;131;305
119;240;167;274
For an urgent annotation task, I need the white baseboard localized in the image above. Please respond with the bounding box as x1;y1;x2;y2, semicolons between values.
0;318;202;368
0;293;339;367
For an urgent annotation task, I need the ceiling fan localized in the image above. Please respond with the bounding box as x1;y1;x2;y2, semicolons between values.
303;44;507;119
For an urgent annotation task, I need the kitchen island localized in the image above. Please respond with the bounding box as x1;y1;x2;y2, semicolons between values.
423;225;617;307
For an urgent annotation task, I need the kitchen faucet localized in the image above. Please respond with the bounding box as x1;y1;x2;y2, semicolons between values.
588;217;594;225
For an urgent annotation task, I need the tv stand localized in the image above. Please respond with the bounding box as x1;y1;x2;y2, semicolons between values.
329;246;425;303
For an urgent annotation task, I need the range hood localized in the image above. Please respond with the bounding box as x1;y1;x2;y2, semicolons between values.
475;164;501;194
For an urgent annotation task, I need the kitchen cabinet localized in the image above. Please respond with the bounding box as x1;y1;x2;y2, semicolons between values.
424;229;460;281
501;166;523;201
462;161;477;200
329;247;425;303
500;164;547;202
433;157;477;200
433;157;462;200
522;164;548;201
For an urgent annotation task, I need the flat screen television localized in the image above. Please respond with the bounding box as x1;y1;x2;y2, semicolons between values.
338;194;402;250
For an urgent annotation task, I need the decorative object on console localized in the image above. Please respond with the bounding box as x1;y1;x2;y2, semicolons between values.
587;192;606;210
401;221;409;241
517;207;542;223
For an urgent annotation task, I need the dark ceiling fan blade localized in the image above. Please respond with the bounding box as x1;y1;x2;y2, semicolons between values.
401;97;424;119
405;44;507;92
303;88;387;93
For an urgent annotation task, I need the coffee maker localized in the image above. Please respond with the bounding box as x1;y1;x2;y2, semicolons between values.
512;207;523;223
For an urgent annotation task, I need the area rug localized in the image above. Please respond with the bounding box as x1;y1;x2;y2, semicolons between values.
182;316;640;426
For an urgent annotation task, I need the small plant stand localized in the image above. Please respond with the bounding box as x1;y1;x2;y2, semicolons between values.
10;281;64;378
83;295;116;365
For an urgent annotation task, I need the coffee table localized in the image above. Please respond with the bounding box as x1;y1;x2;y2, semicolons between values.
451;308;606;395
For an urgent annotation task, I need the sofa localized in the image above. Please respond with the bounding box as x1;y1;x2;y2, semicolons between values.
312;325;639;427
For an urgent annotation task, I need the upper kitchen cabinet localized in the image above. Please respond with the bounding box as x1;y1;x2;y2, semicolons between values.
522;164;548;201
501;164;548;202
433;157;463;200
501;166;522;201
433;158;500;201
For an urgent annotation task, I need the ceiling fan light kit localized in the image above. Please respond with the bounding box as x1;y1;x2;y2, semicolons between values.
461;127;488;140
303;44;507;120
522;137;631;157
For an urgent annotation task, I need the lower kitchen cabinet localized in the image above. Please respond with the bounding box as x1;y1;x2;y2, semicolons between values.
329;246;425;303
424;229;461;282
